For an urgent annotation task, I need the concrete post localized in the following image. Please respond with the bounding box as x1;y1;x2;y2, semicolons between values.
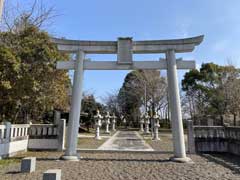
58;119;66;151
43;169;61;180
166;50;191;163
54;111;61;125
21;157;36;173
105;112;110;134
153;114;160;141
61;50;84;161
187;120;196;154
94;110;102;140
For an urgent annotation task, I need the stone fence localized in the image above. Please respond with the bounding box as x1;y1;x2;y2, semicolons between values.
187;121;240;155
0;123;30;158
0;119;66;158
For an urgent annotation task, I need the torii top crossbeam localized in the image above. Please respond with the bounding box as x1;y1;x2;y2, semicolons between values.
53;35;204;70
51;35;204;54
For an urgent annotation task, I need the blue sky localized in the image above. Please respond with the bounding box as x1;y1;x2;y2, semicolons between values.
10;0;240;101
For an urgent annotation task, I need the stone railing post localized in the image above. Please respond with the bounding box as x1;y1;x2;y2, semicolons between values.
4;122;11;143
58;119;66;151
187;120;195;154
54;110;61;125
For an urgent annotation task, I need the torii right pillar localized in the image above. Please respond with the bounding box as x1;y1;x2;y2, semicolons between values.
166;49;192;163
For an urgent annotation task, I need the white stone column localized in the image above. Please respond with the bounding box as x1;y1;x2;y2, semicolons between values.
105;112;110;134
62;50;84;161
166;50;191;163
111;113;116;131
144;113;150;134
94;110;102;140
153;114;160;141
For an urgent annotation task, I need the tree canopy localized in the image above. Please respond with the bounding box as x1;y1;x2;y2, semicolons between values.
0;26;70;123
182;62;240;125
117;70;168;126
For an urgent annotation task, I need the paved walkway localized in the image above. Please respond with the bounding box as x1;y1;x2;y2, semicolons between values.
98;131;153;151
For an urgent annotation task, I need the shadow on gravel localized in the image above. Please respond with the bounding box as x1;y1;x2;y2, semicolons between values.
200;153;240;175
81;157;171;163
6;171;21;174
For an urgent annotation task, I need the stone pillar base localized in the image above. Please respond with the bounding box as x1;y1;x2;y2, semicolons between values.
152;137;161;141
170;156;193;163
60;155;79;161
95;137;102;140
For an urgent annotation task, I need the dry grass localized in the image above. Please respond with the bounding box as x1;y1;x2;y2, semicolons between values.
78;137;108;149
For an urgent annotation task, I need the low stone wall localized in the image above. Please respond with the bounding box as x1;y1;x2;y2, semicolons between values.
0;123;30;158
187;121;240;156
28;119;65;151
0;119;66;158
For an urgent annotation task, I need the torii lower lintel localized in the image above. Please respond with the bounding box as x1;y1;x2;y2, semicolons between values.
56;59;196;70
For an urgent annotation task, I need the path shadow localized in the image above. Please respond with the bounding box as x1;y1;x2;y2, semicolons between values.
6;171;21;174
81;157;171;163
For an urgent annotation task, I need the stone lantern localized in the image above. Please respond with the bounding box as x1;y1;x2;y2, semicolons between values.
105;112;111;134
111;113;117;131
140;114;144;132
94;110;102;140
144;113;150;134
153;113;160;141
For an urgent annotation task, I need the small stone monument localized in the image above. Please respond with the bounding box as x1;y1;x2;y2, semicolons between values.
105;112;111;134
94;110;102;140
21;157;36;173
144;113;150;134
140;114;144;132
111;113;117;131
43;169;61;180
153;113;160;141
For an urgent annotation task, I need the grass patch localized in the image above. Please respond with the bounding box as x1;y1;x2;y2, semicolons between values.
78;137;108;149
0;158;20;167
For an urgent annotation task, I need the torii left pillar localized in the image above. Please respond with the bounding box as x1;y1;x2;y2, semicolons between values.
166;50;191;163
61;50;84;161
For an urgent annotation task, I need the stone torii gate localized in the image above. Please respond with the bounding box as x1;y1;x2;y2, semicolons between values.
53;35;204;162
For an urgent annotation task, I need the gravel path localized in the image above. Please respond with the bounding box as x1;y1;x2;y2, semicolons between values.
0;152;240;180
98;131;153;151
